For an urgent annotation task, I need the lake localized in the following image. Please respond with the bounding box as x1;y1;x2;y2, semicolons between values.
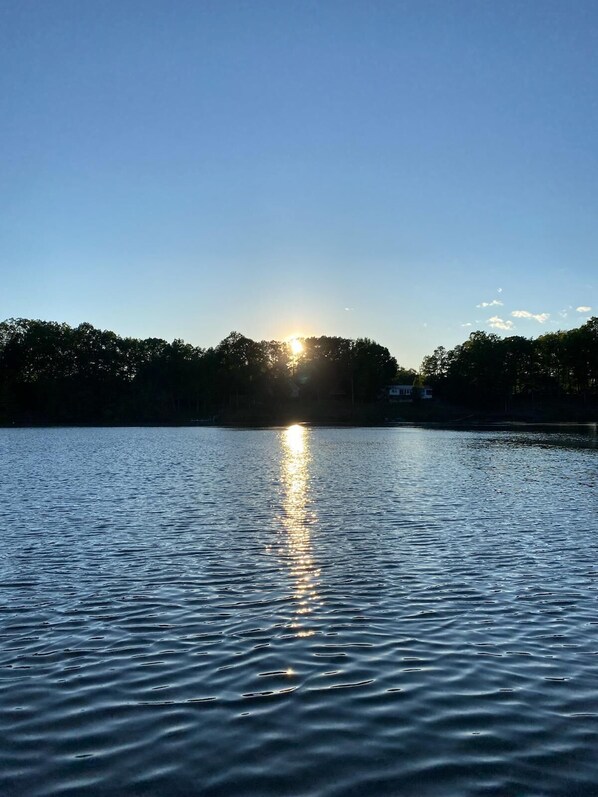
0;426;597;796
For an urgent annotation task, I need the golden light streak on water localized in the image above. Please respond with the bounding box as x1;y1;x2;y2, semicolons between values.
280;424;320;638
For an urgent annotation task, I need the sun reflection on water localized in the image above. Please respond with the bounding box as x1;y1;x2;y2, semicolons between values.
280;424;319;638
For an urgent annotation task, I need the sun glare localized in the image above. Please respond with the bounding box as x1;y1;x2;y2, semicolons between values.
289;338;303;356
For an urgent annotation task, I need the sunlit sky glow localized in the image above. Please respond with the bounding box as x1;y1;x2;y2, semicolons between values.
1;1;597;367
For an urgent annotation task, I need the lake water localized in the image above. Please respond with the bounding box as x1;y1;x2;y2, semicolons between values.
0;426;597;796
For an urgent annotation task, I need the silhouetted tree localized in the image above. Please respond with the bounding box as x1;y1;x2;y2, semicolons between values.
420;318;598;410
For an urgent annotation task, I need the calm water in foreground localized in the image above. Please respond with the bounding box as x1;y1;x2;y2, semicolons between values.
0;426;597;797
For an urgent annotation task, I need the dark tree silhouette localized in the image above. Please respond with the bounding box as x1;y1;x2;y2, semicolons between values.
0;320;403;424
1;316;595;424
421;318;598;411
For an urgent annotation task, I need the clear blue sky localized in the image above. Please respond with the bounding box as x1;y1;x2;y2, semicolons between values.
1;0;597;367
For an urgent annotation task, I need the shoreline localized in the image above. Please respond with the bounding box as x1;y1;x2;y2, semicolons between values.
2;419;597;431
2;398;597;431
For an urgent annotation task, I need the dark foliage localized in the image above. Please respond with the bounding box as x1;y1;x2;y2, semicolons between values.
2;317;595;424
0;319;398;424
421;318;598;409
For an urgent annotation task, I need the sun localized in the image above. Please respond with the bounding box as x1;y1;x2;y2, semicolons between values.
289;338;303;356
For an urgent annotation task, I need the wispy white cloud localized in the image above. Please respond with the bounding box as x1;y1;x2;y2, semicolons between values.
511;310;550;323
461;322;472;327
497;287;503;293
344;307;354;312
488;316;514;331
576;305;592;313
477;299;503;308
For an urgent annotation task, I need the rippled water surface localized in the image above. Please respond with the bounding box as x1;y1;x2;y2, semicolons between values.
1;426;597;796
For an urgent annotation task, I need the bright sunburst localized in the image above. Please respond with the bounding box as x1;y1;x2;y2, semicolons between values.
289;338;304;356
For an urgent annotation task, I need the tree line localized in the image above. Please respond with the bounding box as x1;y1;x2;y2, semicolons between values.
1;317;596;424
421;318;598;408
0;319;400;424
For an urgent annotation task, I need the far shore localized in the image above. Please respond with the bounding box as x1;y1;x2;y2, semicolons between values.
2;400;597;433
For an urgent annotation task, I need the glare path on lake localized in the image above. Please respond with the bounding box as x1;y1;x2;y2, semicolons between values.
280;424;320;639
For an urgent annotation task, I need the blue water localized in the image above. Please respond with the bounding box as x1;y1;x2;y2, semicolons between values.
0;426;597;796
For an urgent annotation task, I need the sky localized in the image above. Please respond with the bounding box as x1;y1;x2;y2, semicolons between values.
1;0;597;368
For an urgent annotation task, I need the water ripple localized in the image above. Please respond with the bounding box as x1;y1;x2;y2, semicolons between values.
0;426;597;796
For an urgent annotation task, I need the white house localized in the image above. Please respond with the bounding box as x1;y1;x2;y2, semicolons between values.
387;384;433;400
